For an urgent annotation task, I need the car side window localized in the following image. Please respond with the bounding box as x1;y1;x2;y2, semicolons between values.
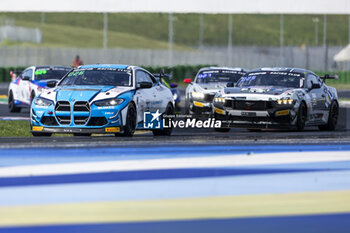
22;69;33;80
307;74;320;89
136;70;154;85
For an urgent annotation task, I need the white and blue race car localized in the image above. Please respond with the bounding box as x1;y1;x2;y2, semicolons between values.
30;64;174;137
8;66;71;112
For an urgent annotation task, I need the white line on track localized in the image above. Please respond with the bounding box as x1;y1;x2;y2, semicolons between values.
0;151;350;178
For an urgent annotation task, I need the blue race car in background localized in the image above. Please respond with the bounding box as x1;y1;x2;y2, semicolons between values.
8;66;71;112
154;72;181;112
30;64;174;137
170;82;181;112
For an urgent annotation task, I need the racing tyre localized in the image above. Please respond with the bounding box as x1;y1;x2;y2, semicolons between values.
8;92;21;113
30;92;35;106
122;103;137;137
296;102;307;131
32;132;52;137
152;104;174;136
318;101;338;131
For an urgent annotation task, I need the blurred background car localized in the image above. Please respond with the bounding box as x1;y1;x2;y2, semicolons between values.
184;67;246;115
8;66;71;112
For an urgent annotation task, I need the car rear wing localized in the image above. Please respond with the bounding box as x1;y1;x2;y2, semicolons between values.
321;74;339;82
153;69;172;83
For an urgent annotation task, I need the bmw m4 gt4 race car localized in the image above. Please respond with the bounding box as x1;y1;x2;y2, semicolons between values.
184;67;246;115
213;68;339;131
30;64;174;137
8;66;71;112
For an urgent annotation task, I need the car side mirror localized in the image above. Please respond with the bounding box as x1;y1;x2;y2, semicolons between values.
184;78;191;84
226;82;234;87
22;76;30;81
311;83;321;89
47;80;57;88
138;82;153;89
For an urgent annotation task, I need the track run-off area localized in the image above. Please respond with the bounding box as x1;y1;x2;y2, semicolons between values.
0;142;350;233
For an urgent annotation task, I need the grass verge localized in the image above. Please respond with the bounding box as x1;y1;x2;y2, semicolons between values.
0;121;31;137
0;121;73;137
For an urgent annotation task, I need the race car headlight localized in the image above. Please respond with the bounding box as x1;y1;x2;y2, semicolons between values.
276;99;295;105
191;92;205;99
214;97;226;103
173;93;178;100
34;97;53;106
94;98;124;106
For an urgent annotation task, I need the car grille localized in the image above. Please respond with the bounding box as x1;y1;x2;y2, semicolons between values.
41;116;59;126
55;101;70;111
56;116;71;125
74;101;90;112
204;94;215;102
225;100;272;110
228;116;271;122
74;116;89;125
73;101;90;125
87;117;108;126
54;101;92;126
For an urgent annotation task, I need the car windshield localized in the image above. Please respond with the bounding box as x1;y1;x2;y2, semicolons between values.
196;70;245;84
236;72;305;88
34;68;70;81
59;69;132;86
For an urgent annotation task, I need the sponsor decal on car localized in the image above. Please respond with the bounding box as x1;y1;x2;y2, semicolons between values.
105;127;120;132
32;126;43;131
276;110;290;116
193;101;204;107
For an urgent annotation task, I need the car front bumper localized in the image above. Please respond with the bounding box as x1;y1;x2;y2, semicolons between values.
214;107;297;128
30;125;122;134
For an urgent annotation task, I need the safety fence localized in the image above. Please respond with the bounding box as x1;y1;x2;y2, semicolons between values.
0;65;349;85
0;45;347;72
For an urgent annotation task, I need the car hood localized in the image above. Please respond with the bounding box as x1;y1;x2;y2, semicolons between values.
193;82;227;93
40;85;134;103
224;86;295;95
222;86;300;101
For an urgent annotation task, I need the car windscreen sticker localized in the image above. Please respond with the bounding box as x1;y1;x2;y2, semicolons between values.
198;73;212;79
68;70;85;77
35;70;47;75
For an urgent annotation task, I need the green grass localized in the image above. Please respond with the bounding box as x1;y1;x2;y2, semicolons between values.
328;83;350;90
0;13;349;48
0;121;74;137
0;121;31;137
1;20;190;50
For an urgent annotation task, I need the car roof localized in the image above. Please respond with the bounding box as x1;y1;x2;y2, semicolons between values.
248;67;315;75
79;64;130;69
35;66;71;70
198;66;247;73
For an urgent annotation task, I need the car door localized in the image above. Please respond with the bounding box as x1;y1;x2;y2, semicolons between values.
307;74;326;122
18;69;33;104
134;70;156;123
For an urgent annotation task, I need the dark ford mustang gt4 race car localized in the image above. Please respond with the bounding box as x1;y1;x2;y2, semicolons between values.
213;68;339;131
